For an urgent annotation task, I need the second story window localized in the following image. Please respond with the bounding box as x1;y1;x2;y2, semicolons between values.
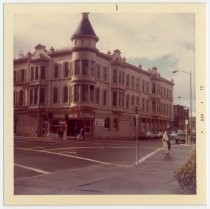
63;86;68;103
20;69;25;83
53;87;58;104
90;61;95;76
103;89;107;105
96;87;100;104
126;74;130;87
113;70;117;83
152;83;156;94
19;90;24;106
40;88;45;104
74;60;80;75
34;88;38;105
35;66;39;80
81;84;88;102
112;91;117;106
82;60;89;75
136;78;139;90
126;94;129;108
131;95;134;105
96;64;101;79
54;64;59;79
131;76;135;89
64;62;69;77
103;67;107;81
29;89;33;105
31;67;34;81
122;72;125;85
40;66;46;80
73;85;80;102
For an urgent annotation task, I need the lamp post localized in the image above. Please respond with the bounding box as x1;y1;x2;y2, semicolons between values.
135;105;138;165
172;70;192;143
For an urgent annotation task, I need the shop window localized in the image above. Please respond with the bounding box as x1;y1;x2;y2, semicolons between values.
40;66;46;80
53;87;58;103
63;86;68;103
113;118;119;130
54;64;59;78
64;62;69;77
104;117;110;129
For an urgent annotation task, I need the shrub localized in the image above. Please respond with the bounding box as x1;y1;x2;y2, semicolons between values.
174;150;196;194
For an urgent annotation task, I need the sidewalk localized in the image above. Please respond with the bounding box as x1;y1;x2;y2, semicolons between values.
14;143;195;195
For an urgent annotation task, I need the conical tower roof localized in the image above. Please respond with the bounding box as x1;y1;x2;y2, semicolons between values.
71;13;99;41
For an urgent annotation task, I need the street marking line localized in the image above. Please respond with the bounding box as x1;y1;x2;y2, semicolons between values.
14;163;50;174
45;146;105;151
138;147;162;164
15;148;111;166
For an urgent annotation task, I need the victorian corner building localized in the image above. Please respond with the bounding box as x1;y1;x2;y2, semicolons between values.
14;13;174;139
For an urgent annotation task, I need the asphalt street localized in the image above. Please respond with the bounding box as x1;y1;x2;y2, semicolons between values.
14;137;195;195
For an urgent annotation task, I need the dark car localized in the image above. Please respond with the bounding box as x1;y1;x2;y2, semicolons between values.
191;133;196;143
174;133;186;144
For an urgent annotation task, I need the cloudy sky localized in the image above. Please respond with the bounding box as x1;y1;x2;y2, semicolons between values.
13;12;195;115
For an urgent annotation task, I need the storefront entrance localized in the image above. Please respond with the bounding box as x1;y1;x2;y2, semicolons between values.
67;119;94;136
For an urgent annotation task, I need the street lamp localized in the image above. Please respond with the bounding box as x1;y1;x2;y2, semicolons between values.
135;105;138;165
172;70;192;143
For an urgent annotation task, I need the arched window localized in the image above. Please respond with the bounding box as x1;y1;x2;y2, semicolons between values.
53;87;58;103
113;118;119;130
63;86;68;103
104;117;110;129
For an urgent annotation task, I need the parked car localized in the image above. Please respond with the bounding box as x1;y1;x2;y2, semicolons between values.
138;131;156;140
191;133;196;143
174;133;186;144
168;131;178;139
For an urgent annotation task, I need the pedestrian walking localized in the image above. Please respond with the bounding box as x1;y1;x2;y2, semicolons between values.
79;127;86;140
62;122;68;140
162;130;170;154
57;127;61;140
74;126;78;140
